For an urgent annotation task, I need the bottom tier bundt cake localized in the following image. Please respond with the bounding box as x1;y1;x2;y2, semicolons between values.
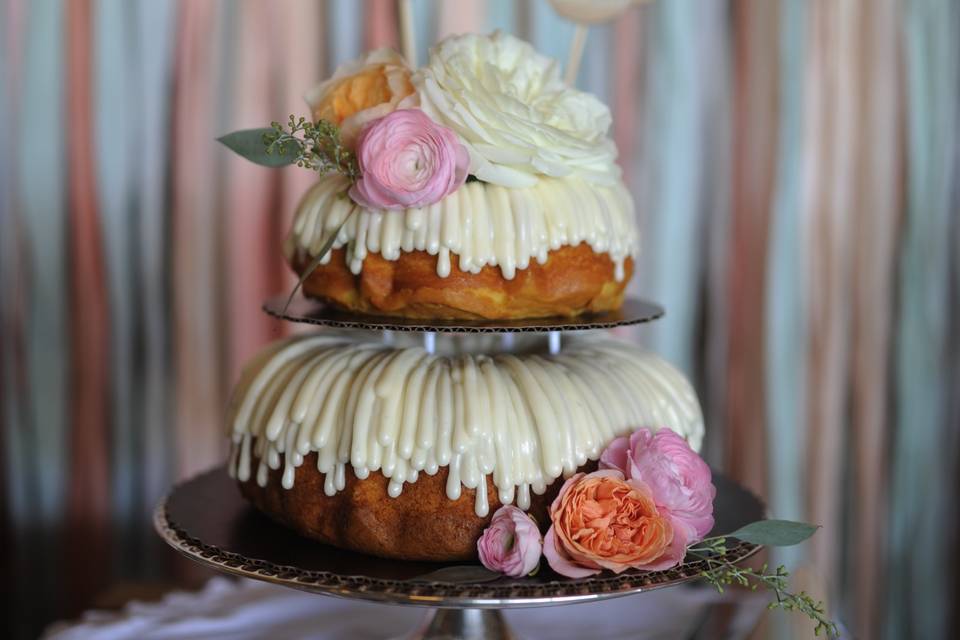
227;333;704;561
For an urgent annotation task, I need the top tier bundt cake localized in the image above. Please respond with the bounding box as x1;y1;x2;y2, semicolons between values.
282;32;639;320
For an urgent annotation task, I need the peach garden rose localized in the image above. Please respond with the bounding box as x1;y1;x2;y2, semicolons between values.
543;469;686;578
306;49;417;147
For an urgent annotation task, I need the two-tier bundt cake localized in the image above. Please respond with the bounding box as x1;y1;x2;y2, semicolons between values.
222;31;705;564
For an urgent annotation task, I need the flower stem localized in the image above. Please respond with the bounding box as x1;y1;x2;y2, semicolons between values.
282;208;358;315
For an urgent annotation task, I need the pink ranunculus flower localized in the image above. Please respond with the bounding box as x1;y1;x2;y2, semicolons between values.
477;505;543;577
600;428;716;544
349;108;469;210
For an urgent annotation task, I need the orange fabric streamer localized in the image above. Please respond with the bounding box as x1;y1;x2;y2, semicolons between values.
65;0;111;609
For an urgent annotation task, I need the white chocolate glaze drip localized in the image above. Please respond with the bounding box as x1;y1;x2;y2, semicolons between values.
227;334;704;517
284;174;639;282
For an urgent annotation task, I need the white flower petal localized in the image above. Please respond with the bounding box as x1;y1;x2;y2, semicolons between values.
412;32;618;186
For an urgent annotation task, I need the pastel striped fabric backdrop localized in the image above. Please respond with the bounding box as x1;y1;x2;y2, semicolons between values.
1;1;958;638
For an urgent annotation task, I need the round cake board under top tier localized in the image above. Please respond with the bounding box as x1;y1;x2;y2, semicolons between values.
262;295;665;333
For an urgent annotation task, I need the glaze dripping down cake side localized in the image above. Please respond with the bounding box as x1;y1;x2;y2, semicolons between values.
285;175;638;319
227;334;703;561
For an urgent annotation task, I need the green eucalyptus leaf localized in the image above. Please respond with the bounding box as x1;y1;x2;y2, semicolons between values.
726;520;819;547
410;565;501;584
217;128;298;167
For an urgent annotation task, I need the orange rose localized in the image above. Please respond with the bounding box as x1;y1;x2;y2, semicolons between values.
305;49;416;147
544;470;683;577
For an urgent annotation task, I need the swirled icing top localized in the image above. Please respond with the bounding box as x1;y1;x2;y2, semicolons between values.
284;173;639;281
227;333;704;517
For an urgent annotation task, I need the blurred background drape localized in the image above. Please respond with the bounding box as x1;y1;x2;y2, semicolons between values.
1;0;958;638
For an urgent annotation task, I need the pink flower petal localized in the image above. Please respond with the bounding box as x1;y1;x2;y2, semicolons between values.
477;505;542;577
350;109;469;210
543;527;601;578
599;435;629;474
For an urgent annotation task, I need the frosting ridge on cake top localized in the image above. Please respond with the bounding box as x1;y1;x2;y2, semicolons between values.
227;333;704;517
286;173;638;282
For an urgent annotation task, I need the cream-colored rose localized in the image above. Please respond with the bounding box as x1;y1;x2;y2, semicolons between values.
412;32;618;187
305;49;418;147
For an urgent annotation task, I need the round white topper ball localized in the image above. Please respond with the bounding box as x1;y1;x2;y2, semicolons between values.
548;0;649;24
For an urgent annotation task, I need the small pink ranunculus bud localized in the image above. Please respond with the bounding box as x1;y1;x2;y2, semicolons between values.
477;505;543;577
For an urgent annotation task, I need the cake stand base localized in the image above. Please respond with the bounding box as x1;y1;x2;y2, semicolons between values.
402;609;516;640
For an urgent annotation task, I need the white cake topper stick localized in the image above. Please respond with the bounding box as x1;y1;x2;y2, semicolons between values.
551;0;651;85
565;24;589;85
399;0;417;67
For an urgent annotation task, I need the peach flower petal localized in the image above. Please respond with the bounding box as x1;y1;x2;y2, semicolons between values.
546;469;679;577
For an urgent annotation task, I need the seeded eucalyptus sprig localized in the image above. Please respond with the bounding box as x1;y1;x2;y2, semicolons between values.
217;115;360;182
262;115;361;181
218;116;362;313
685;521;840;638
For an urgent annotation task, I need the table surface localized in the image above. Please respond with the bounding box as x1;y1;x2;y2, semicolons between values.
42;575;773;640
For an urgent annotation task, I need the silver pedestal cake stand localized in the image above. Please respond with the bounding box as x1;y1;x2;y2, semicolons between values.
154;468;763;640
154;298;764;639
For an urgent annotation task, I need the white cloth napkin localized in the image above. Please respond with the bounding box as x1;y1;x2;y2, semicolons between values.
43;577;767;640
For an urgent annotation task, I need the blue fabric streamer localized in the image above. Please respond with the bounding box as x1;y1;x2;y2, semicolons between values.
411;0;436;66
636;0;705;376
10;0;67;631
580;22;612;102
528;0;575;72
94;0;138;576
765;0;808;570
0;0;23;532
328;0;363;68
17;0;67;534
889;1;959;638
484;0;516;34
133;0;175;575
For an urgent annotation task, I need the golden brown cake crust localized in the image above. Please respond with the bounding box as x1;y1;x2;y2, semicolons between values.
292;244;633;320
238;453;594;561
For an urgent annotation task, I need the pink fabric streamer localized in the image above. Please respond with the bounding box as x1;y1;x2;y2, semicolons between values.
802;0;854;593
65;0;111;606
223;2;285;383
725;0;777;499
171;1;226;479
848;1;902;636
438;0;485;40
613;9;643;182
276;1;326;338
365;0;399;50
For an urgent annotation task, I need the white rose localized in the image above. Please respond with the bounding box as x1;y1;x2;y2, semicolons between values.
412;32;619;188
